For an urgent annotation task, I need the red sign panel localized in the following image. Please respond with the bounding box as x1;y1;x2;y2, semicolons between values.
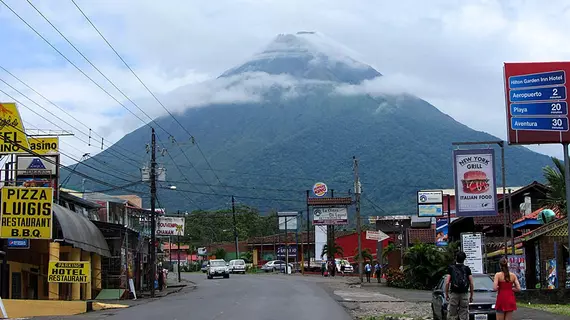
504;62;569;144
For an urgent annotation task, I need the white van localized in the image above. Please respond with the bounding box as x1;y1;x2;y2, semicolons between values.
229;259;246;274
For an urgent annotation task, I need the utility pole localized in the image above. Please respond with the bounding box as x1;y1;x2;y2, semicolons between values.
306;190;310;269
353;156;363;283
150;128;157;298
177;210;182;283
232;196;239;259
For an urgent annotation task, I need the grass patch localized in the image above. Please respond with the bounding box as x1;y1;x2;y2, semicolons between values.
524;303;570;316
359;314;425;320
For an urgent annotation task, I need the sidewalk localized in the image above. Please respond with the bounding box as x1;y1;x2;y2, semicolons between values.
91;279;194;309
350;280;570;320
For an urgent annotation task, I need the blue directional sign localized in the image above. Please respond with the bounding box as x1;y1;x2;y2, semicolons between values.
509;70;566;89
7;238;30;249
510;86;566;102
511;101;568;116
511;117;569;131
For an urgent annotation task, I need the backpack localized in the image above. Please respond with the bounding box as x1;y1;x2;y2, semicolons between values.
450;265;469;292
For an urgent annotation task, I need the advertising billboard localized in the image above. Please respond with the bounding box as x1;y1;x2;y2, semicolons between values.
504;62;570;144
417;190;444;217
453;149;498;217
461;233;484;274
156;216;185;236
312;207;348;225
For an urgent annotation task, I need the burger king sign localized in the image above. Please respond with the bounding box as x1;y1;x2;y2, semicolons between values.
312;182;328;197
453;149;498;217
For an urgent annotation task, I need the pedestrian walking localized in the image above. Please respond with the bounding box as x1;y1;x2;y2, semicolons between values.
374;261;381;283
321;261;326;277
340;261;346;277
445;251;474;320
494;257;521;320
365;262;371;283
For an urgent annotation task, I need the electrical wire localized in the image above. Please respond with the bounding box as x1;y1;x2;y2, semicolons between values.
0;64;144;166
70;0;231;194
9;0;218;201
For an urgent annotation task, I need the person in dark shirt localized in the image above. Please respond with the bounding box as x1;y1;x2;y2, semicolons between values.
445;251;474;320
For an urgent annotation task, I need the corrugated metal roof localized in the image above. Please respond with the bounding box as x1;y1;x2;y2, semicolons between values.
53;203;111;257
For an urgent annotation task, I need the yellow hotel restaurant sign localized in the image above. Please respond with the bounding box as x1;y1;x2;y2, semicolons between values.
48;262;91;283
0;102;30;154
0;186;53;239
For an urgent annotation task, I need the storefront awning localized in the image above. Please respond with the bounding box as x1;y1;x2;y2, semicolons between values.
53;203;111;257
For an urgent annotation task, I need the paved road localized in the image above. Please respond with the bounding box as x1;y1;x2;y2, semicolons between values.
39;273;352;320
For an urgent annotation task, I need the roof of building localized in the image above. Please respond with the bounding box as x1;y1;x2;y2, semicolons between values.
59;191;102;209
513;207;562;225
53;203;111;257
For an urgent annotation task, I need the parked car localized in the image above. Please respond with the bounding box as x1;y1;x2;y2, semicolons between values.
207;259;230;279
431;273;497;320
201;261;209;273
261;260;293;272
229;259;246;274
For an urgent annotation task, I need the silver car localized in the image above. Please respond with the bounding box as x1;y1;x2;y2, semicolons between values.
207;259;230;279
229;259;246;274
431;273;497;320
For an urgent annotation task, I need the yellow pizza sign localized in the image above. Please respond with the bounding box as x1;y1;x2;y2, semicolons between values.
0;102;30;154
0;186;53;239
48;262;91;283
29;136;59;155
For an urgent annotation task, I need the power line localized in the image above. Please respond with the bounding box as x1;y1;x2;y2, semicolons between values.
1;0;211;205
0;64;144;166
0;81;143;176
70;0;231;194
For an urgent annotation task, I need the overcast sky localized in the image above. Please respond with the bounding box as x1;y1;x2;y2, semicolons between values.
1;0;570;167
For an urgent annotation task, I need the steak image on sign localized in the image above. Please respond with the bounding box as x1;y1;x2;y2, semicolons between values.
453;149;498;217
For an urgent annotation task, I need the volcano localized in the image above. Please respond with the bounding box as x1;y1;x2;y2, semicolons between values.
61;32;552;215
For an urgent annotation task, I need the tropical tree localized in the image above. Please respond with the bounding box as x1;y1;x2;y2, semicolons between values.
240;251;253;262
403;243;448;289
321;242;344;259
214;248;227;260
540;157;567;215
382;242;397;261
353;248;374;263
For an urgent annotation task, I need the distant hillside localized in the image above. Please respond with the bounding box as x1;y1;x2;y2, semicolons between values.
61;32;552;216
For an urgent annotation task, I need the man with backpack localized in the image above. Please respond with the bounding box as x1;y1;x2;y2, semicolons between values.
445;251;474;320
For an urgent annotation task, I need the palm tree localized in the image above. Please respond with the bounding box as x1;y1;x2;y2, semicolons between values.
353;248;374;263
404;243;445;289
540;157;567;215
382;243;397;261
321;242;344;259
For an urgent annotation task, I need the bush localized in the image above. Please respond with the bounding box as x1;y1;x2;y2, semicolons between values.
385;268;407;288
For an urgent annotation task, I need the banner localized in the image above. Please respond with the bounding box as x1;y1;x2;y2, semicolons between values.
508;254;527;290
48;261;91;283
453;149;498;217
156;216;185;236
1;186;53;239
461;233;484;274
276;245;297;258
0;102;30;154
313;207;348;225
435;219;448;247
